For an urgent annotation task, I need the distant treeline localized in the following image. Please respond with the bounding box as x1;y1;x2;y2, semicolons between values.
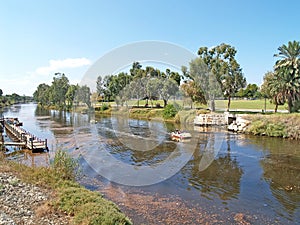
0;89;32;107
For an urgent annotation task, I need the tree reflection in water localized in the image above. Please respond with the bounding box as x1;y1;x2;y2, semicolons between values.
249;136;300;215
184;130;243;202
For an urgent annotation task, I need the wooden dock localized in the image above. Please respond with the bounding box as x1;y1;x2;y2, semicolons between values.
1;117;48;152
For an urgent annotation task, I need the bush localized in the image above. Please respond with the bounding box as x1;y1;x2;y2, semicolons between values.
163;104;179;119
52;149;80;181
57;187;132;225
247;119;287;137
101;103;110;111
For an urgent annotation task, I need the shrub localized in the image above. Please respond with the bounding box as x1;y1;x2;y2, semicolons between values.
163;104;179;119
52;149;80;181
101;103;110;111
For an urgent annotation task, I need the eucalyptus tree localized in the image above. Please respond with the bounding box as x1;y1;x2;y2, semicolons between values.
159;78;179;107
76;85;92;109
198;43;246;111
50;73;70;109
273;40;300;113
33;83;51;106
65;84;79;108
146;78;162;107
130;61;142;77
96;76;105;100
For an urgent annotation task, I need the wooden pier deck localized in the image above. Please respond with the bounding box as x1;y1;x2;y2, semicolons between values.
0;117;48;152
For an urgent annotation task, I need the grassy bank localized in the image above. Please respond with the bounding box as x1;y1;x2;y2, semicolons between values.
95;105;201;123
0;150;132;225
244;114;300;140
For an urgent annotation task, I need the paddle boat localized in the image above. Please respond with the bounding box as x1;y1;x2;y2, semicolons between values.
170;129;192;141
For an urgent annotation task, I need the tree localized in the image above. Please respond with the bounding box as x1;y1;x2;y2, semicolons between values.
169;71;181;86
261;71;285;113
76;85;91;108
146;78;161;107
50;73;70;109
236;83;260;99
0;89;3;97
159;78;179;107
65;84;79;108
198;43;246;111
33;83;51;106
96;76;105;100
273;40;300;113
181;80;206;108
130;61;142;77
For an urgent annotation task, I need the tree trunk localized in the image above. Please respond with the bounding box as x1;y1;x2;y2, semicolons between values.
227;96;231;112
163;99;167;107
274;104;278;113
210;99;215;112
209;94;216;112
287;94;292;113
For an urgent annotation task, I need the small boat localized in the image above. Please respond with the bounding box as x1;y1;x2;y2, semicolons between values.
170;130;192;141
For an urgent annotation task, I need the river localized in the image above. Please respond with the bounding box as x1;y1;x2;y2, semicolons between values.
1;103;300;224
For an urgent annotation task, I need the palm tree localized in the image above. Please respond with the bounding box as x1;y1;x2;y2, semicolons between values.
274;40;300;113
261;71;285;113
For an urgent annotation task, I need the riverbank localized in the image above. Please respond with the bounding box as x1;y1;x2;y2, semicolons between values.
243;113;300;140
37;103;300;140
0;151;132;225
97;106;300;140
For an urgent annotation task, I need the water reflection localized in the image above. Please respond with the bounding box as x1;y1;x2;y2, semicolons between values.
183;132;243;201
249;136;300;217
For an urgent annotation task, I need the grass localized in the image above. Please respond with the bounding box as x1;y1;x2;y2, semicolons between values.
93;99;287;112
244;113;300;139
215;99;287;111
0;150;132;225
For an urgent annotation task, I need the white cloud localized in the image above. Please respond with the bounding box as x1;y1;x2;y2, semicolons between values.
35;58;91;75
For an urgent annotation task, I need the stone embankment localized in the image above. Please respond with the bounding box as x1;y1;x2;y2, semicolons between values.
0;173;70;225
227;115;251;132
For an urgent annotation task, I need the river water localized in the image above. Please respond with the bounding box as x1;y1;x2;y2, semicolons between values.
1;103;300;224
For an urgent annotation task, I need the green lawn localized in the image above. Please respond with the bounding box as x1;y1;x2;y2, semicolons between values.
93;99;287;112
215;99;287;111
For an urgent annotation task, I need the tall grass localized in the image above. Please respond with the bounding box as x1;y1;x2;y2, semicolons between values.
245;114;300;139
0;150;132;225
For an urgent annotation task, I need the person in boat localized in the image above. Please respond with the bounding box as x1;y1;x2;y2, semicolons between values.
175;129;180;134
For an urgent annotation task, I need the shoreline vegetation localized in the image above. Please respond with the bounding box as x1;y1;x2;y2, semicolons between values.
0;150;132;225
31;98;300;140
91;102;300;140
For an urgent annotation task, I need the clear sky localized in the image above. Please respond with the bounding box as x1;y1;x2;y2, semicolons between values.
1;0;299;96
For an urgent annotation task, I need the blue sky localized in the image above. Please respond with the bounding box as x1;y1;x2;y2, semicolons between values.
1;0;299;95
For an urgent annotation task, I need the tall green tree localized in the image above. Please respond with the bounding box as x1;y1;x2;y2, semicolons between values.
65;84;79;108
130;61;142;77
33;83;51;106
159;78;179;107
96;76;105;100
198;43;246;111
273;40;300;113
181;80;206;108
76;85;91;108
261;71;285;113
0;89;3;97
50;73;70;109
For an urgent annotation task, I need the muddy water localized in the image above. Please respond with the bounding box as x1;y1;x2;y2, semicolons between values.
1;103;300;224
